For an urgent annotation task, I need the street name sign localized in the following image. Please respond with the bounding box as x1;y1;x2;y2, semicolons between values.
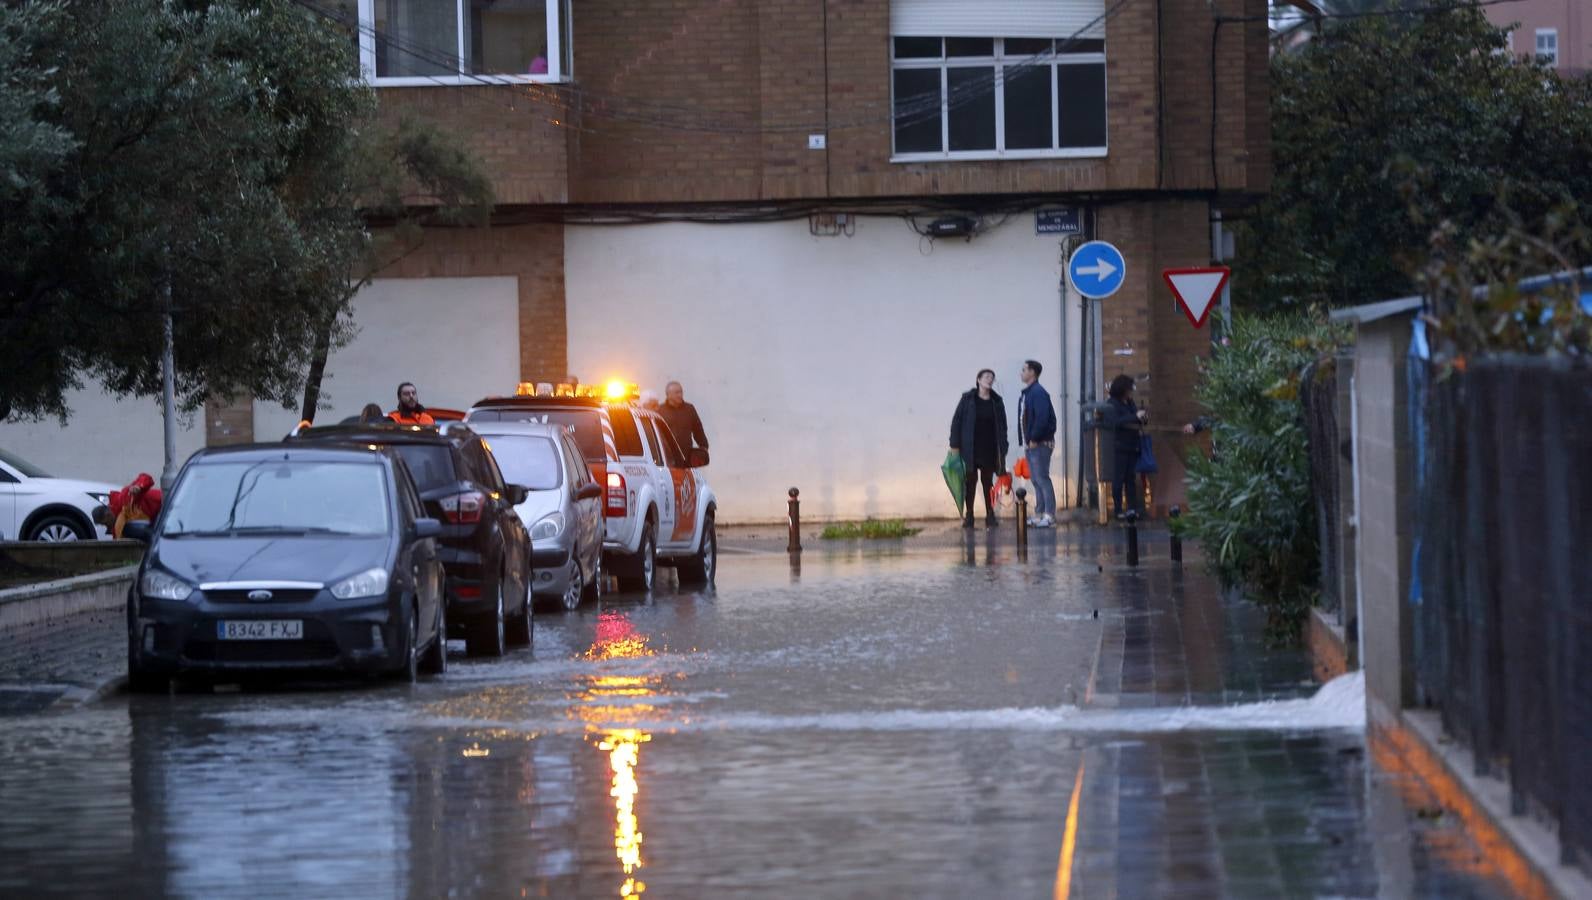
1035;208;1083;235
1067;241;1126;299
1162;267;1231;329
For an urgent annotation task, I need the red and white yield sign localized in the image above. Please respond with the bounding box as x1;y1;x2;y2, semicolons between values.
1162;267;1231;329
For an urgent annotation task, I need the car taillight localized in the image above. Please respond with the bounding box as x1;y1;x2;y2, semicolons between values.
606;472;627;517
439;491;486;524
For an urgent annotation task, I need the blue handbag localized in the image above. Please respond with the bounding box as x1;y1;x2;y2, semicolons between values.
1135;434;1159;475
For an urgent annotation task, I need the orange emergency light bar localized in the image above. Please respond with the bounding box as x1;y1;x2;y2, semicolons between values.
512;378;638;401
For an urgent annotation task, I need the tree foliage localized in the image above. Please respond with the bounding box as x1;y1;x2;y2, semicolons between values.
0;0;492;423
1236;7;1592;310
1176;312;1349;641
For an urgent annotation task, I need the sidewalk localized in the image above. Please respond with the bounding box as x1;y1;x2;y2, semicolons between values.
0;606;126;714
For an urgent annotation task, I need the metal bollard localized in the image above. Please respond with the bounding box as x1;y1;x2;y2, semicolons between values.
786;487;802;553
1015;487;1029;544
1169;505;1183;564
1124;509;1140;566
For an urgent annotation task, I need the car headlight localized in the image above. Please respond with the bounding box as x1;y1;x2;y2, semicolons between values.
140;569;193;601
531;512;565;541
86;492;110;505
331;568;390;600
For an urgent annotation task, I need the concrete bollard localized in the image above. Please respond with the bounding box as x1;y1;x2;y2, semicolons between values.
1015;487;1029;544
1125;509;1140;566
786;487;802;553
1169;505;1183;564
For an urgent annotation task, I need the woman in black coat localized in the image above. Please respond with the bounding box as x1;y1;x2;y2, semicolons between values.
1105;374;1148;517
949;368;1009;528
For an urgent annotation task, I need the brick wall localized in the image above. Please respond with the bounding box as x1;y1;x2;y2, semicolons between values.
377;85;570;206
375;224;569;382
382;0;1270;205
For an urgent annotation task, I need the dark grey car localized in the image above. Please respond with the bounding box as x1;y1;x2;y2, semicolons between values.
124;444;449;688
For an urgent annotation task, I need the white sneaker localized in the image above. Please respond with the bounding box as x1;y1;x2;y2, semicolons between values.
1026;515;1039;526
1037;514;1055;528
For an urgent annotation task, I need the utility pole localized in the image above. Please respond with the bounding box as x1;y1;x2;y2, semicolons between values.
160;268;178;491
1211;208;1233;337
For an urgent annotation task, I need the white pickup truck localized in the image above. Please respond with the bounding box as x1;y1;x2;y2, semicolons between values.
466;392;717;592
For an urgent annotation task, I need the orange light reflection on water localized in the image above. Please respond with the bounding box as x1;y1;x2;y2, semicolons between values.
585;612;657;897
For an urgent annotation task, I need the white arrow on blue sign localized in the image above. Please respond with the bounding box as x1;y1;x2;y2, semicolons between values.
1067;240;1127;300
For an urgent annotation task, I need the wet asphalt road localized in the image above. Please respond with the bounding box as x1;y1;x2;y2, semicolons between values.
0;529;1520;898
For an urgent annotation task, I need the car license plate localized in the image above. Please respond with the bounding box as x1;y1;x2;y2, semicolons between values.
216;620;303;641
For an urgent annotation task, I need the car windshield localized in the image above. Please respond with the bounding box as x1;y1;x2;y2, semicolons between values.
480;435;562;490
162;460;390;536
469;408;605;462
0;448;51;478
390;445;457;492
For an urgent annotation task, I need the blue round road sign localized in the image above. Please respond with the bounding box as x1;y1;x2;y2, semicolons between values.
1067;240;1127;300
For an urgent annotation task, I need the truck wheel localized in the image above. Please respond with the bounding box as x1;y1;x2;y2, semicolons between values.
617;520;656;593
677;513;716;587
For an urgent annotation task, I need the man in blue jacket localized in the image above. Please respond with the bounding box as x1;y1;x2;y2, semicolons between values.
1018;360;1058;527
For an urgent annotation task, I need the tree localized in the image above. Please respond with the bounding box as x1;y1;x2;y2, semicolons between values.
297;117;493;423
1235;7;1592;309
0;0;490;423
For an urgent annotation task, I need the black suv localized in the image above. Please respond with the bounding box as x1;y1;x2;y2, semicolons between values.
290;422;533;657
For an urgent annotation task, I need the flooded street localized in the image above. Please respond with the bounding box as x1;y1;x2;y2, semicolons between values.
0;532;1518;897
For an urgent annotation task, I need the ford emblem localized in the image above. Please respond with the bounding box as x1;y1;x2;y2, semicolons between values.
247;589;273;602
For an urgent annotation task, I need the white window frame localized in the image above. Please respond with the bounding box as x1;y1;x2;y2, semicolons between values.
1536;28;1559;67
890;37;1107;163
357;0;570;86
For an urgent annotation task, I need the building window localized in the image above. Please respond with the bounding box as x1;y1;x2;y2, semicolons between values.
353;0;571;85
891;37;1107;161
1536;28;1559;67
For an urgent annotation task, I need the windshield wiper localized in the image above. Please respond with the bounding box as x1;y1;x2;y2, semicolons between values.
222;462;272;532
162;525;369;537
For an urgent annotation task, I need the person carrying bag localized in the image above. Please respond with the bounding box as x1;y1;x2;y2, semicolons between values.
949;368;1009;529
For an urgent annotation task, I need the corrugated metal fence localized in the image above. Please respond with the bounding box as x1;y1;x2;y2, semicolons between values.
1411;355;1592;867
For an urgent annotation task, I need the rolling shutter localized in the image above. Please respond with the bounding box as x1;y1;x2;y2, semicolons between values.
890;0;1106;39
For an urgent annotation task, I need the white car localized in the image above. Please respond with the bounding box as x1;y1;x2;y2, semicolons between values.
0;448;117;541
471;421;605;610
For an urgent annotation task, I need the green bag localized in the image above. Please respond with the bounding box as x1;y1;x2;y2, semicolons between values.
941;451;967;516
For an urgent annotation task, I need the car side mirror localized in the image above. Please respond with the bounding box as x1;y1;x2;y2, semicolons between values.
575;482;603;502
688;448;710;468
123;521;153;544
414;518;442;539
507;484;530;505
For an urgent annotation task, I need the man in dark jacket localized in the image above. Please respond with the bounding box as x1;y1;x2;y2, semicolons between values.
659;381;710;460
1018;360;1058;527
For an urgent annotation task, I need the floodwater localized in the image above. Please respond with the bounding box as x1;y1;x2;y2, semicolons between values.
0;533;1517;897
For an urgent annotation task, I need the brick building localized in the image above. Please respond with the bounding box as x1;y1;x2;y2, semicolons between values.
1;0;1272;522
1487;0;1589;75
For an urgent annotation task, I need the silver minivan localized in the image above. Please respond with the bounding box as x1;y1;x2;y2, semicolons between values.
475;423;604;610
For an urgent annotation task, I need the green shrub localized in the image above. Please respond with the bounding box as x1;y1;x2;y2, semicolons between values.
820;519;922;540
1176;312;1348;642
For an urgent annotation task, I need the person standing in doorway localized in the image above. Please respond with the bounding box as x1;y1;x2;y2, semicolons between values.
388;382;435;425
1018;360;1058;527
949;368;1009;529
1106;374;1149;517
660;381;710;457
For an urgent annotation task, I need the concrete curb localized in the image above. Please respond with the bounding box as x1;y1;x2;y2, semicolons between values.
1372;709;1592;899
1307;606;1349;683
0;566;136;631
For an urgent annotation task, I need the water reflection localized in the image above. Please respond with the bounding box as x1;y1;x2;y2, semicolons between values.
581;610;658;897
600;729;651;897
